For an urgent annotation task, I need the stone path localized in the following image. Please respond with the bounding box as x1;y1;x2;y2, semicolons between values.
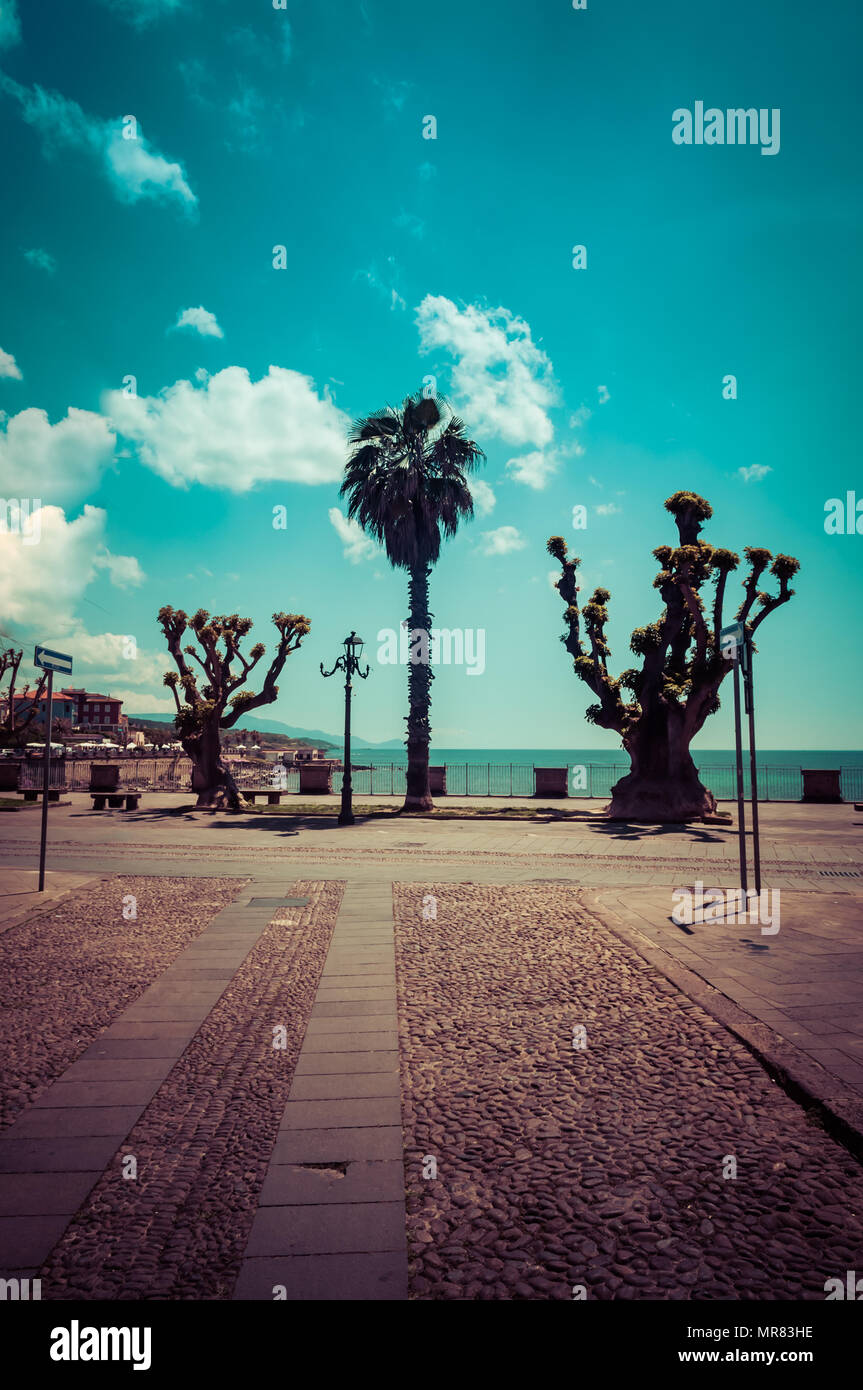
234;880;408;1300
589;886;863;1100
0;868;101;935
2;807;863;1300
394;882;863;1300
0;886;290;1276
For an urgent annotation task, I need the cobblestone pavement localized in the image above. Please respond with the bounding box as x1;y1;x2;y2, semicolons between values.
0;876;242;1132
394;883;863;1299
38;881;342;1299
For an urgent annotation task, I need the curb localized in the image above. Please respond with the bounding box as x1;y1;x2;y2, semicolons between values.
583;888;863;1165
0;874;108;937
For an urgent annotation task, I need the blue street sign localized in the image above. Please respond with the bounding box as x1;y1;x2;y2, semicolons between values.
34;645;73;675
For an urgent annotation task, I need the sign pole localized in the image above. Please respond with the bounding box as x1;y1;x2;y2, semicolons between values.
38;668;54;892
732;655;748;897
744;636;761;896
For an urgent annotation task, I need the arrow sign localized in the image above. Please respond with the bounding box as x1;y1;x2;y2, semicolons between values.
34;645;73;675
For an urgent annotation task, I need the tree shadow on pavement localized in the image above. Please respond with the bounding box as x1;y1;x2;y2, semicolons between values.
586;819;733;844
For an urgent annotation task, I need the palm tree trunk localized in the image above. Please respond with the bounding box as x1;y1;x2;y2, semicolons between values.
403;562;433;811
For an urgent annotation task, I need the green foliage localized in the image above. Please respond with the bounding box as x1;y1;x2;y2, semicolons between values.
664;490;713;521
341;390;485;570
771;553;800;582
547;535;569;563
630;622;663;656
711;547;739;572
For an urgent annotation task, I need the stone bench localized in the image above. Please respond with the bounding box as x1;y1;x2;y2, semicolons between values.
91;791;142;811
22;788;61;803
243;788;289;805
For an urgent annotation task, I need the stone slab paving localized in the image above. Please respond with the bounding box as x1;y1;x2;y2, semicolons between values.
233;879;408;1301
0;883;284;1278
0;869;102;935
589;886;863;1098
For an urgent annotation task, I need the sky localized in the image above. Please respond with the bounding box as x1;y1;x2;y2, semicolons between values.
0;0;860;751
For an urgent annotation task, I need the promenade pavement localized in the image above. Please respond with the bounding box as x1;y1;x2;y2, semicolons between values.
1;796;861;1298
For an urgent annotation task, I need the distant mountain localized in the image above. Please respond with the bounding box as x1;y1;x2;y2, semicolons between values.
128;713;403;750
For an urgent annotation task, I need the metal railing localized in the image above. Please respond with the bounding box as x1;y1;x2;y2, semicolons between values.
5;757;861;802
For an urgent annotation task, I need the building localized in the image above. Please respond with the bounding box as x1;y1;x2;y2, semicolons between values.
286;747;330;764
60;689;124;737
2;689;78;731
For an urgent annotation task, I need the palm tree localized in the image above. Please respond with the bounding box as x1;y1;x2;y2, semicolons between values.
341;392;484;810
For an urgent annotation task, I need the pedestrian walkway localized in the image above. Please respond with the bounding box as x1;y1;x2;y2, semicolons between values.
234;879;408;1299
589;885;863;1098
0;886;285;1274
0;869;101;936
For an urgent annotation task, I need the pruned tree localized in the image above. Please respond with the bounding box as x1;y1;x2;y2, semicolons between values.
547;491;800;821
158;607;311;810
0;648;47;750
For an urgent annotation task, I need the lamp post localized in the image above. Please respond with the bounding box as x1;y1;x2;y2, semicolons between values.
321;631;370;826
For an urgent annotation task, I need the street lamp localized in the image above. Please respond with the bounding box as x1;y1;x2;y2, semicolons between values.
321;631;370;825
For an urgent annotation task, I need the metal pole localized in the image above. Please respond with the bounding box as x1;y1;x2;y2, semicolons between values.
339;669;354;825
38;669;54;891
732;657;748;896
744;637;761;895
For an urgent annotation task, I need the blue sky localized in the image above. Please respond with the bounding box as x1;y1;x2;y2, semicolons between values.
0;0;860;750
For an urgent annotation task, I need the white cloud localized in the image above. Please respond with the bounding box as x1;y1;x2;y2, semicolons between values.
95;550;145;587
394;209;425;239
416;295;558;449
470;479;496;516
595;502;620;516
0;406;115;503
0;504;143;633
173;305;223;338
505;450;559;491
547;569;561;592
479;525;527;557
356;259;405;311
0;74;196;209
0;346;22;380
105;365;349;492
598;384;610;404
570;405;591;428
0;0;20;48
328;507;378;564
112;690;178;714
23;247;56;273
738;464;772;483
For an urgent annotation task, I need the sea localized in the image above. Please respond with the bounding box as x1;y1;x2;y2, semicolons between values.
312;747;863;801
328;747;863;774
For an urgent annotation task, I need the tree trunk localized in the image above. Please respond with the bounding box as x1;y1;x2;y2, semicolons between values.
403;562;434;812
184;724;247;811
607;715;717;821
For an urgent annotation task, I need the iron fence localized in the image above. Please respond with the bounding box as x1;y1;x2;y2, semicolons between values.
841;766;863;802
5;757;860;802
